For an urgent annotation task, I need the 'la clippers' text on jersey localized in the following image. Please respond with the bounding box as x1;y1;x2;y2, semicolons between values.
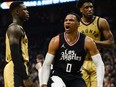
60;49;82;61
53;33;87;75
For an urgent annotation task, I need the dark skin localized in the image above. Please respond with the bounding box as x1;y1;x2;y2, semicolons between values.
80;2;114;48
7;3;34;87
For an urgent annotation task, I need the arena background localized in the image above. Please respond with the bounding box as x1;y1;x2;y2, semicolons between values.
0;0;116;87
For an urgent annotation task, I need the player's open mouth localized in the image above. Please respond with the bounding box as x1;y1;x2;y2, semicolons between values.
66;26;70;30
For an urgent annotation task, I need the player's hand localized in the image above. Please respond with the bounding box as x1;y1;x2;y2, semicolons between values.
23;78;34;87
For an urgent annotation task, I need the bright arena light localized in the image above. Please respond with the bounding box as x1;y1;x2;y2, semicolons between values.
1;2;12;9
0;0;76;9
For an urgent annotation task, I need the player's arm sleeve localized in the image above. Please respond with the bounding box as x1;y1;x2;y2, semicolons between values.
10;43;28;80
41;53;54;86
91;53;105;87
38;67;42;86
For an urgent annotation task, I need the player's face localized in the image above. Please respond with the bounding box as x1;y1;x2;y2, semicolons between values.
18;4;29;21
80;2;94;18
64;14;79;33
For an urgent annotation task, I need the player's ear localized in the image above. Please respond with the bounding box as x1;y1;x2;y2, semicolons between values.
15;9;20;15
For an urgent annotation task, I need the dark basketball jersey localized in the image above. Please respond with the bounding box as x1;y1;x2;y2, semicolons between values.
52;32;87;80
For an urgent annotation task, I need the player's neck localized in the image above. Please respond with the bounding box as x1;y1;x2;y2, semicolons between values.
81;16;95;24
13;18;23;26
65;32;79;44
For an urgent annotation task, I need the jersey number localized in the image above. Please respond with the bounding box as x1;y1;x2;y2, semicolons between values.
66;63;72;72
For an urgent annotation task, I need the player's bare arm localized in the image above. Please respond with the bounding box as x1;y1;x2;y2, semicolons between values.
48;35;60;55
8;25;29;80
85;36;99;56
95;18;114;48
7;25;23;44
85;36;105;87
41;35;59;87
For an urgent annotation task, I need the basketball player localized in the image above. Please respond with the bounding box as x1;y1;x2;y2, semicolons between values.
41;12;104;87
4;1;33;87
76;0;114;87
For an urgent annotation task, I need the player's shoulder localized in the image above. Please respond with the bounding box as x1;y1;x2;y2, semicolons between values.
50;34;59;44
95;15;106;21
7;23;24;35
97;16;107;23
48;34;60;51
97;16;109;30
8;23;22;31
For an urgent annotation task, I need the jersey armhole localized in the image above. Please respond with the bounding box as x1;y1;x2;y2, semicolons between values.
97;17;101;32
84;36;87;53
97;17;104;41
58;34;60;49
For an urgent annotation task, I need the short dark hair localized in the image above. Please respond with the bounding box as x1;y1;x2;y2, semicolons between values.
10;1;23;12
76;0;94;9
67;12;80;22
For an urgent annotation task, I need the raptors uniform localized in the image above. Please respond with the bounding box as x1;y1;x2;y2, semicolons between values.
78;16;101;87
4;24;29;87
48;32;87;87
